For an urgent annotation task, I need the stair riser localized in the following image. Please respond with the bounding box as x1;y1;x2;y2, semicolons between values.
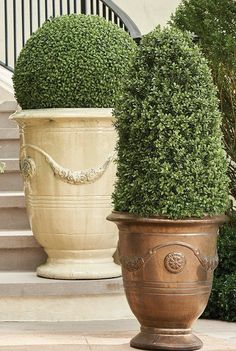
0;139;20;158
0;112;18;129
0;128;19;139
0;172;23;191
0;158;19;172
0;195;26;208
0;248;46;271
0;295;132;321
0;208;30;229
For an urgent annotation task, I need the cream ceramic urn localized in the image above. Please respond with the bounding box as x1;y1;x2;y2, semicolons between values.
11;108;121;279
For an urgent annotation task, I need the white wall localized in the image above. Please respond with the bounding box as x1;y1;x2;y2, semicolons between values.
114;0;181;35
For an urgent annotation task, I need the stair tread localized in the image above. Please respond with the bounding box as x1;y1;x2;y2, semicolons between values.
0;157;18;160
0;229;32;236
0;319;139;350
0;191;24;196
0;320;233;351
0;272;123;296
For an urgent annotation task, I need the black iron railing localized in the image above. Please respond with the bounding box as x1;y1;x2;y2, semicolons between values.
0;0;141;72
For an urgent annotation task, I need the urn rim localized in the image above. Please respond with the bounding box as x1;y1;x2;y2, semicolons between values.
107;211;228;226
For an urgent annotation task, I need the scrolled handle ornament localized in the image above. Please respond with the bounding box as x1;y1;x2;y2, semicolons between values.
120;241;219;273
20;144;115;185
122;256;145;272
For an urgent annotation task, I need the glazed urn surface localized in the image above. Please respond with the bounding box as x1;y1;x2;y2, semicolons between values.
107;212;227;350
11;108;120;279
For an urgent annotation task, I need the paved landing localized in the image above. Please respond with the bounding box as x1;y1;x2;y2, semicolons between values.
0;319;235;350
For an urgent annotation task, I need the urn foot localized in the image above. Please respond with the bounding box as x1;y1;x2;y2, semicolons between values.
130;327;203;351
37;259;121;280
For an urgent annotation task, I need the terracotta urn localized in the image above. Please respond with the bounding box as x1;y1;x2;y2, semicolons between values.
107;211;227;350
11;108;121;279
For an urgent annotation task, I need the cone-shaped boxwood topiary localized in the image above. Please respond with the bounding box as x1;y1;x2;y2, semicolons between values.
13;14;136;109
113;26;229;219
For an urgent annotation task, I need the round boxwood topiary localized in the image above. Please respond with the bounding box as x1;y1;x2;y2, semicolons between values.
13;14;136;109
113;26;229;218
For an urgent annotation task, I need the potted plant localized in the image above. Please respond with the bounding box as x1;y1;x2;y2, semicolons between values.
11;14;136;279
107;26;229;350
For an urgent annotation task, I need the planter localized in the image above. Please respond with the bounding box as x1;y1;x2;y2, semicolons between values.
107;212;227;350
11;108;121;279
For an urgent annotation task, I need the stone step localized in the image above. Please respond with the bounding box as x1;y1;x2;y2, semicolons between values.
0;272;132;322
0;319;138;351
0;157;19;171
0;191;26;208
0;138;20;158
0;158;22;191
0;127;19;139
0;207;30;230
0;100;18;129
0;319;234;351
0;171;23;191
0;230;36;249
0;111;18;129
0;191;29;229
0;230;46;271
0;100;18;113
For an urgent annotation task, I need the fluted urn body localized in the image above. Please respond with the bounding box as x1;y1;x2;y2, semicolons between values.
108;212;227;350
11;108;120;279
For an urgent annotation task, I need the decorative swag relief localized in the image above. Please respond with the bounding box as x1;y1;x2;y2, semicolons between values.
20;144;115;185
119;241;219;273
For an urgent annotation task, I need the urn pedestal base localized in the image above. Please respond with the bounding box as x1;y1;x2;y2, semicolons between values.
37;259;121;280
131;327;203;351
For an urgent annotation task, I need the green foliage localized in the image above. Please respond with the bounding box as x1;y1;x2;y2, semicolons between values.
113;26;229;218
216;221;236;277
203;273;236;322
171;0;236;201
202;276;223;320
13;14;136;109
203;219;236;321
0;162;5;173
219;273;236;321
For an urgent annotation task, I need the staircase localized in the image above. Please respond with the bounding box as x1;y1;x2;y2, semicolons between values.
0;77;132;323
0;99;46;272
